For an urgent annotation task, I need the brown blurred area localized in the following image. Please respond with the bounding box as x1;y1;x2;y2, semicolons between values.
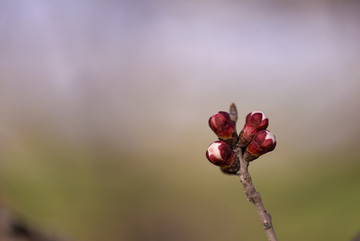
0;1;360;241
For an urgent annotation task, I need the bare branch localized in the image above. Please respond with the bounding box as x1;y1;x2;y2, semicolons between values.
237;152;278;241
230;103;278;241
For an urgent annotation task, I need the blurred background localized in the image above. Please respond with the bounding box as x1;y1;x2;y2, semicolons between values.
0;0;360;240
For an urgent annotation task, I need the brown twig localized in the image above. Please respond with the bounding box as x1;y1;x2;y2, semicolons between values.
237;150;278;241
230;104;278;241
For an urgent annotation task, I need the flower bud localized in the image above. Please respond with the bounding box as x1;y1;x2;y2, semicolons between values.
244;130;276;162
208;111;236;140
239;111;269;147
206;141;235;167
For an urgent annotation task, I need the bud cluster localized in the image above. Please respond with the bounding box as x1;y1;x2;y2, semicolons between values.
239;111;268;147
206;108;276;174
206;111;239;174
239;111;276;162
243;129;276;162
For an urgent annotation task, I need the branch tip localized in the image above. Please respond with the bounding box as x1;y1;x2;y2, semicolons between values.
229;103;238;124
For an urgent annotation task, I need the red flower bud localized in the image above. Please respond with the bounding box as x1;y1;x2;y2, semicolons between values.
206;141;235;167
208;111;236;140
239;111;269;147
244;130;276;162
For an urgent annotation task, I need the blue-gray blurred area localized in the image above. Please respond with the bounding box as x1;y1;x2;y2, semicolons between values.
0;1;360;241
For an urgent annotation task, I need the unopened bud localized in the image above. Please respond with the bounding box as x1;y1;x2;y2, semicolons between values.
239;111;269;147
244;130;276;162
208;111;236;140
206;141;235;167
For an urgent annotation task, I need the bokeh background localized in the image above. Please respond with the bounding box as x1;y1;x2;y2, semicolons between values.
0;0;360;240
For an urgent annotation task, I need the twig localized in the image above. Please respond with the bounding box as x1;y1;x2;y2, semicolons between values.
230;104;278;241
237;151;278;241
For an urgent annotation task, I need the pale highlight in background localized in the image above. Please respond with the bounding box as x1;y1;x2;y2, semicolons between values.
0;0;359;154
